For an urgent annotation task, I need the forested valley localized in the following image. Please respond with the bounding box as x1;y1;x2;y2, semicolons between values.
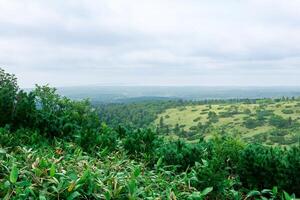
1;68;299;199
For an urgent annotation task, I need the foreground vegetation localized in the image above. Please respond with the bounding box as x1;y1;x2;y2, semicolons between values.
0;68;299;199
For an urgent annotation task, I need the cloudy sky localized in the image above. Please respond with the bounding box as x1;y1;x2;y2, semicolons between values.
1;0;300;87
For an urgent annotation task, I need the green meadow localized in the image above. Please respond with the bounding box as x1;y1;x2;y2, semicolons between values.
156;100;300;145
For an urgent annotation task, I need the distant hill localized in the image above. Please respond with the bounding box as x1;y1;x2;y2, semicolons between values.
54;86;300;103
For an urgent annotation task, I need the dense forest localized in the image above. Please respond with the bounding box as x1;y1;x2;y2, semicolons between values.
0;68;299;199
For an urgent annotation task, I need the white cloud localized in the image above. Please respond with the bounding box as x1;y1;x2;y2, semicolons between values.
0;0;300;87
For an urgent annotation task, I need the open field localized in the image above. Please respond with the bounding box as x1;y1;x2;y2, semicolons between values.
155;100;300;145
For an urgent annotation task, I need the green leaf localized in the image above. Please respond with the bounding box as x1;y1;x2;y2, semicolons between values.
188;192;202;200
78;169;90;184
133;167;141;178
261;189;272;195
0;148;6;154
283;191;295;200
67;191;81;200
104;191;111;200
10;164;19;184
272;186;278;196
39;193;47;200
156;157;163;169
201;187;213;196
246;190;261;199
50;163;56;177
128;179;137;196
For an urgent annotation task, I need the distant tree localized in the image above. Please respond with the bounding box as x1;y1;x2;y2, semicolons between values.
208;111;218;123
165;125;170;135
174;123;180;135
288;117;293;126
244;118;262;129
243;108;251;115
269;115;290;128
159;116;164;128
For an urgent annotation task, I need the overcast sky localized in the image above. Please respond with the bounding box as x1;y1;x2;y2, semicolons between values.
1;0;300;87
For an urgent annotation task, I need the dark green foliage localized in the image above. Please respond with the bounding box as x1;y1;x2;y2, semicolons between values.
193;116;201;122
0;69;117;152
243;108;252;114
158;140;208;171
238;144;282;189
269;115;290;128
208;111;219;123
283;147;300;194
193;158;233;198
97;100;185;129
0;68;18;126
244;118;263;129
281;109;294;114
12;91;37;129
256;109;274;121
270;129;289;137
77;123;117;153
238;144;300;196
123;128;161;157
0;128;44;147
219;111;233;118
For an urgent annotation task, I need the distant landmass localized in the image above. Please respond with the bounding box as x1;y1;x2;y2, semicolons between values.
54;86;300;103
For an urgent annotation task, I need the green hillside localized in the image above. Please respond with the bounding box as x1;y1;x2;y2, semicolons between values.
1;68;300;199
156;100;300;145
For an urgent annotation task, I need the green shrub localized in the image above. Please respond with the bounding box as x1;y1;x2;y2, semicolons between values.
244;118;263;129
219;111;233;118
238;144;282;189
193;117;201;122
0;128;44;147
0;68;18;126
158;140;208;171
12;91;37;130
282;109;294;114
269;129;288;137
208;111;219;123
123;128;161;157
77;123;117;153
269;115;290;128
238;144;300;196
256;109;273;121
269;135;285;144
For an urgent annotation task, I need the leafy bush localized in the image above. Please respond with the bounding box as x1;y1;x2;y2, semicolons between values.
244;118;263;129
269;115;290;128
157;140;208;171
256;109;273;121
208;111;219;123
12;91;37;130
269;129;289;137
238;144;282;189
282;109;294;114
123;128;161;158
0;68;18;126
191;137;244;198
77;123;118;153
193;117;201;122
219;111;233;118
238;144;300;196
0;127;44;147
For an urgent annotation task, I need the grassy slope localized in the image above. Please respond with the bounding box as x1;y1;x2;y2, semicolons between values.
155;100;300;145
